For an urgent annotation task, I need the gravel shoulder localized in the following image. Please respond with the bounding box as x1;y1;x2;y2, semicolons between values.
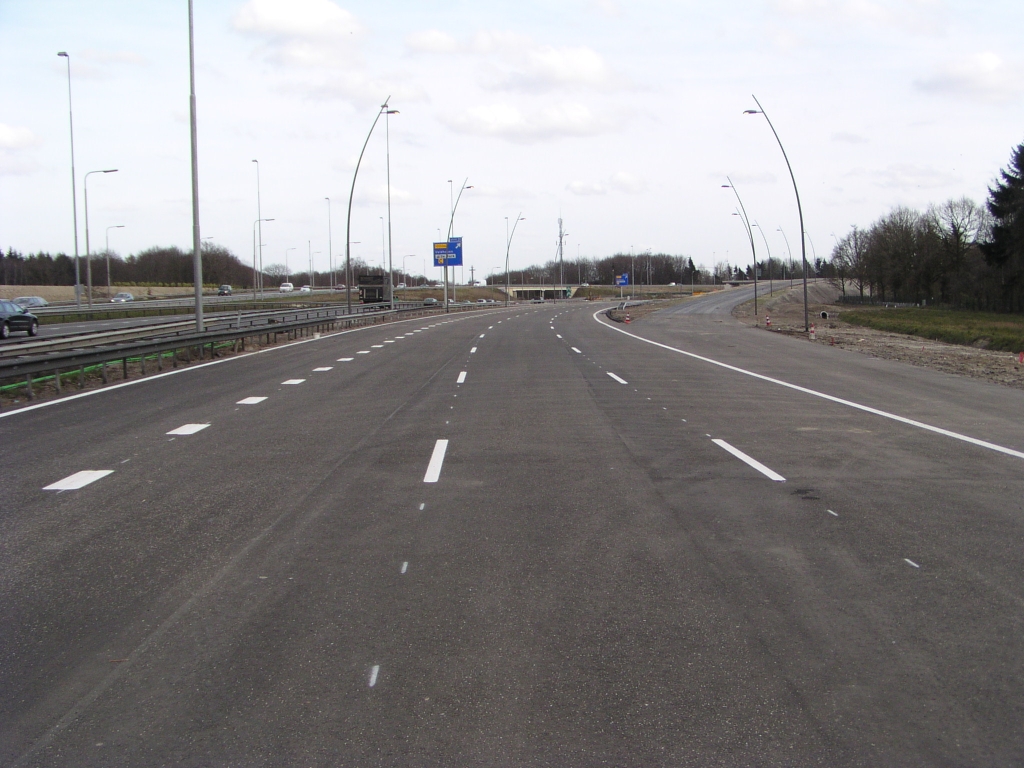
731;282;1024;391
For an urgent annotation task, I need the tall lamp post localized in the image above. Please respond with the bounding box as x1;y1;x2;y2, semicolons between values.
346;97;391;315
84;168;118;308
752;222;773;297
778;227;794;288
105;224;125;298
504;213;525;307
282;246;294;282
744;96;808;332
56;51;81;308
384;106;399;310
252;218;273;299
722;176;757;317
324;197;332;288
445;178;472;311
187;0;204;332
252;159;264;297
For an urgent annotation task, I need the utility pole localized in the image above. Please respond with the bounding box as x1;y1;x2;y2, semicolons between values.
469;265;475;286
556;217;567;301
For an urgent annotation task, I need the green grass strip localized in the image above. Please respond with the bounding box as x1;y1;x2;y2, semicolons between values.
842;308;1024;353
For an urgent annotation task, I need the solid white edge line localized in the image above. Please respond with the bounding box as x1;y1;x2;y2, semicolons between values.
592;308;1024;461
43;469;114;491
457;372;467;384
712;438;786;482
423;439;449;483
0;310;508;420
606;371;628;384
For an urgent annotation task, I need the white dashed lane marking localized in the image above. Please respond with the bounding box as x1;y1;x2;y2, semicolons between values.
281;379;306;385
470;347;477;354
905;559;921;568
237;397;267;405
338;357;354;362
712;439;786;482
357;351;371;354
44;470;113;491
166;423;210;436
571;347;581;354
313;367;333;372
606;372;628;384
401;562;408;574
423;439;449;483
369;665;380;687
457;372;467;384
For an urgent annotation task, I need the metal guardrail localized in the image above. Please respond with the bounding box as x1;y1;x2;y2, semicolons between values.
0;302;488;403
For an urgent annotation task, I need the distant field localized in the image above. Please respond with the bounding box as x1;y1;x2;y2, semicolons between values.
842;307;1024;352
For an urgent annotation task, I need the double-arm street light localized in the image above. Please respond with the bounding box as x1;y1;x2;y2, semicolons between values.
105;224;125;297
744;95;808;332
346;97;391;315
253;218;274;299
84;168;118;307
504;214;525;307
722;176;758;317
324;198;332;288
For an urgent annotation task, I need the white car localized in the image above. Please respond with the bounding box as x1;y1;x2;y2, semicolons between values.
279;282;294;292
111;292;134;303
299;285;312;293
396;283;406;289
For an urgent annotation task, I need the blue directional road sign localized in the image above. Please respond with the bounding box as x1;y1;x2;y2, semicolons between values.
433;237;464;267
615;273;629;286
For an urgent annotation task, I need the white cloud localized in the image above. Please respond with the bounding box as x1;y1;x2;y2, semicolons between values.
443;102;609;143
865;163;960;189
0;124;40;151
80;49;148;67
0;124;41;177
915;52;1023;102
832;131;869;144
770;0;947;34
567;172;645;195
567;180;607;195
609;171;645;193
406;28;619;92
233;0;363;68
405;29;458;54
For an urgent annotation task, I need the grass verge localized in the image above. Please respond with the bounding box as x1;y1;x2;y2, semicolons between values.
842;307;1024;352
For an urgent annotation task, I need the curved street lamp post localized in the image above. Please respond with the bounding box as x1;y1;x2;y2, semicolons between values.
504;214;525;307
722;176;758;317
744;96;808;332
345;97;391;315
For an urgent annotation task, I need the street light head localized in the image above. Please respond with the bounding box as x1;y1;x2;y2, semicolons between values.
743;109;761;115
103;169;118;174
386;110;399;115
721;184;732;188
58;51;68;57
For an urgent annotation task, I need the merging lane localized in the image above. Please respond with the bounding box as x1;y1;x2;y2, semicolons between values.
2;296;1023;765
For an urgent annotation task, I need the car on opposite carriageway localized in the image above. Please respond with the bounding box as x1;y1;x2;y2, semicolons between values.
0;300;40;338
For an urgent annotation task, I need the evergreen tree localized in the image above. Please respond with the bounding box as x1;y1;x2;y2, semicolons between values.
983;141;1024;310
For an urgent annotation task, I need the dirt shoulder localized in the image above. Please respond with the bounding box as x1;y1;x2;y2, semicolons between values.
730;282;1024;391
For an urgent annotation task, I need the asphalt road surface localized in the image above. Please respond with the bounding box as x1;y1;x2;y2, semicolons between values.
2;295;1024;766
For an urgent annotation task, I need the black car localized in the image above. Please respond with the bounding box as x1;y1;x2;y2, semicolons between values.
0;300;39;338
218;285;233;296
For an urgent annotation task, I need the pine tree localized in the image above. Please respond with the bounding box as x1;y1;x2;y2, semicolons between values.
983;142;1024;310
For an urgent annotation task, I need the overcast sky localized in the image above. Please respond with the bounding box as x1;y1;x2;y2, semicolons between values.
2;0;1023;280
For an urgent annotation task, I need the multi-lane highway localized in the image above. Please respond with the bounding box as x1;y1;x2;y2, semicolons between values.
2;292;1024;765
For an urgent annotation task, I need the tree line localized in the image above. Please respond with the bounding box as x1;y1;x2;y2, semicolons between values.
829;142;1024;312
